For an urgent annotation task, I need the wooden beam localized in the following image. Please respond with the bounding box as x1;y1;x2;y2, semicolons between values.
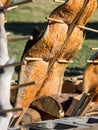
8;35;33;42
0;0;34;10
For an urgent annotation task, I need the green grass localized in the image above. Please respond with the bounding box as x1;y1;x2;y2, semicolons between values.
5;0;98;78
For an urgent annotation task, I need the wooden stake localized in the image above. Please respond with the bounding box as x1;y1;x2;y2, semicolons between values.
78;25;98;33
7;6;18;11
87;60;98;63
90;48;98;50
0;0;34;10
46;17;64;24
58;59;73;63
8;35;33;42
0;57;44;69
6;32;11;35
46;18;98;35
11;81;35;90
0;108;22;114
25;57;43;61
0;61;24;69
53;0;65;3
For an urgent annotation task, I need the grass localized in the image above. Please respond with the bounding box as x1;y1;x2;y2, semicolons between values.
5;0;98;79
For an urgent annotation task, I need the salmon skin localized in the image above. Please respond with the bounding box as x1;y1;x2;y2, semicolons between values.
83;52;98;101
15;0;97;114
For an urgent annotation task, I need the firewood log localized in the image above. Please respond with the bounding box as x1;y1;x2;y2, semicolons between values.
15;0;97;117
31;94;80;118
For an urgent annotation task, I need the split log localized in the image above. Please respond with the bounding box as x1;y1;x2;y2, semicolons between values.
32;96;64;118
31;94;80;118
15;0;97;125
